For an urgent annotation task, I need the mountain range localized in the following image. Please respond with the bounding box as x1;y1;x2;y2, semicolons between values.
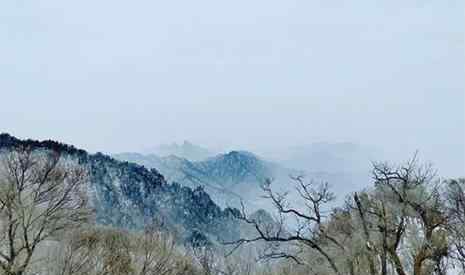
113;151;280;208
0;133;377;248
0;133;242;245
115;142;379;210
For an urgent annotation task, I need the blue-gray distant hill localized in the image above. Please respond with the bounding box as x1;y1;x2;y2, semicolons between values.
113;150;356;212
146;141;215;161
115;143;379;209
114;151;279;208
275;142;382;192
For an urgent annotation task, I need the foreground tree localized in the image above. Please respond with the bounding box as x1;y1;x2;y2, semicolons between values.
44;226;199;275
226;176;344;275
0;146;91;275
444;178;465;272
347;156;450;275
227;155;458;275
369;157;449;275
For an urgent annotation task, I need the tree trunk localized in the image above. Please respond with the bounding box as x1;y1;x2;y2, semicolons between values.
388;249;408;275
354;193;377;275
413;257;423;275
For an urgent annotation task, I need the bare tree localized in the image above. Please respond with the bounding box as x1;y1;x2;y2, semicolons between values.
0;146;91;275
46;226;201;275
132;227;181;275
368;156;449;275
43;228;97;275
444;178;465;273
226;155;459;275
225;176;343;275
52;228;134;275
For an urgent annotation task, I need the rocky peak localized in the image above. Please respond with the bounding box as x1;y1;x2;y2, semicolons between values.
200;150;270;185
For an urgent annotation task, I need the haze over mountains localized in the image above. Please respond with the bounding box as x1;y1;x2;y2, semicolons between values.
145;141;216;161
114;141;379;210
0;131;378;234
1;133;463;274
114;150;277;209
0;0;462;272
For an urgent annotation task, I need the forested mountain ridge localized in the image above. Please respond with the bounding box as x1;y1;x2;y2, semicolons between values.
1;133;464;275
113;150;279;208
0;133;241;244
113;149;354;210
115;151;273;186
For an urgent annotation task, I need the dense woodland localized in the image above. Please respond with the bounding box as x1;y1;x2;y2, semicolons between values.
0;143;463;275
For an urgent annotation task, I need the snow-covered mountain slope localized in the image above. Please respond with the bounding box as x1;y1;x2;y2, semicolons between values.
0;133;241;244
114;151;278;207
115;145;373;211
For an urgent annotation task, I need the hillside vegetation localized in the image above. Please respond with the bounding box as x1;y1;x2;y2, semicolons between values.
0;134;463;275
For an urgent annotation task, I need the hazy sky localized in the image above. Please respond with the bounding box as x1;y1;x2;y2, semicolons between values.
1;1;464;177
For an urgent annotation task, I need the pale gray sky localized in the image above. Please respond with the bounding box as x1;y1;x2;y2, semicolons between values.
1;1;464;177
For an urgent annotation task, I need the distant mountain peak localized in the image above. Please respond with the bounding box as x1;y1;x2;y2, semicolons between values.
148;141;214;161
225;150;257;158
211;150;261;163
114;148;277;209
